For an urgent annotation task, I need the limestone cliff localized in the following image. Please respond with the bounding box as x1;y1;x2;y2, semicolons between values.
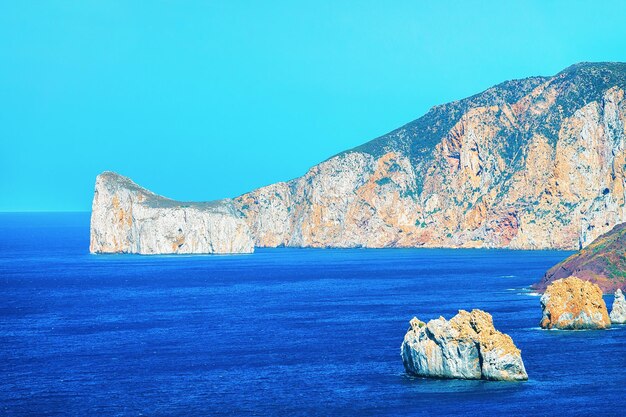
92;62;626;252
90;172;254;254
234;62;626;250
400;310;528;381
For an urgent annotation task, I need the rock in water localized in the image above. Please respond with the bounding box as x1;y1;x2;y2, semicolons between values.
401;310;528;381
610;289;626;324
540;277;611;330
90;172;254;254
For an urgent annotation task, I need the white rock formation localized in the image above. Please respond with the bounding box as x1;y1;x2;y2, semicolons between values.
90;172;254;254
400;310;528;381
610;289;626;324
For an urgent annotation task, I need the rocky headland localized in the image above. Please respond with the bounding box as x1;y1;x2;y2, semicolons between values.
400;309;527;381
90;172;254;254
539;277;611;330
91;62;626;254
533;222;626;293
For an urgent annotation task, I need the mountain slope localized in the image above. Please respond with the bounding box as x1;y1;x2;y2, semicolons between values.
91;62;626;253
233;62;626;249
533;222;626;293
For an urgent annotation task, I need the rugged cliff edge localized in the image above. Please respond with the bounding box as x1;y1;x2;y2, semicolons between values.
533;222;626;293
92;62;626;253
90;172;254;254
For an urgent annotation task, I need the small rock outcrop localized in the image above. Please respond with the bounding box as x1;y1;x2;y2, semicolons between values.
401;309;528;381
540;277;611;329
610;289;626;324
90;172;254;254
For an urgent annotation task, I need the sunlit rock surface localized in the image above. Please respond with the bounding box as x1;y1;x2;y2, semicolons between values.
540;277;611;330
233;62;626;250
90;172;254;254
400;310;528;381
610;289;626;324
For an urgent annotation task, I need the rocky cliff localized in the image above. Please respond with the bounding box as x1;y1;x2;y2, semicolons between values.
533;222;626;292
90;172;254;254
235;62;626;249
401;310;527;381
92;62;626;253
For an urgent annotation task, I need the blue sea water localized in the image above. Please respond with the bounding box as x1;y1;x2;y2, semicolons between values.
0;213;624;416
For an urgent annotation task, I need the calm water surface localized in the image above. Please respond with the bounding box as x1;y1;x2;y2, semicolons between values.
0;213;624;416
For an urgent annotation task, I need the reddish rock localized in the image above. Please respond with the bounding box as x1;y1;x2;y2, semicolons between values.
533;223;626;293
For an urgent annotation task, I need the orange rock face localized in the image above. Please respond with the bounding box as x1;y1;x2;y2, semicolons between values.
539;277;611;330
233;63;626;250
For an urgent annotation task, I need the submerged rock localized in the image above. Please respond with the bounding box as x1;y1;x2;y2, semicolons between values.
540;277;611;330
610;289;626;324
401;310;528;381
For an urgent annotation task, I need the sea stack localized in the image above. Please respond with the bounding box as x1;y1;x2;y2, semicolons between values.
401;309;528;381
610;289;626;324
539;277;611;330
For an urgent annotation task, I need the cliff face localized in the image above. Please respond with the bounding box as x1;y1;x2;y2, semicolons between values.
90;172;254;254
533;222;626;293
235;63;626;250
91;62;626;253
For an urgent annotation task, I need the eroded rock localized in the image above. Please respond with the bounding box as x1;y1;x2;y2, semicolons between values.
540;277;611;330
401;310;527;381
610;289;626;324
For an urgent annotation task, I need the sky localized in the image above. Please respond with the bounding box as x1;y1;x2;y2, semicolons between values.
2;1;626;211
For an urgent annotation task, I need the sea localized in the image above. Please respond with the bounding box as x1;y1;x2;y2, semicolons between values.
1;213;624;416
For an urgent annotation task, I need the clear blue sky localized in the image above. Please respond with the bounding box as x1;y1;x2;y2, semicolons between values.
2;1;626;211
